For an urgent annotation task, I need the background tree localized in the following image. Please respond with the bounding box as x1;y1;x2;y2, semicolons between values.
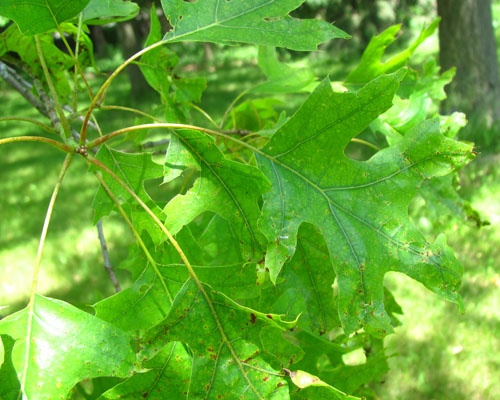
437;0;500;141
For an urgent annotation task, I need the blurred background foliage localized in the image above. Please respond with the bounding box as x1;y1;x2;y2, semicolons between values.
0;0;499;399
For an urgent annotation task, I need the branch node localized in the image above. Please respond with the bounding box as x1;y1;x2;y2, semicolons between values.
75;145;88;157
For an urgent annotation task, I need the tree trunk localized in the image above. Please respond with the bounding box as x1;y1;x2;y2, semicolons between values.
437;0;500;131
116;21;149;99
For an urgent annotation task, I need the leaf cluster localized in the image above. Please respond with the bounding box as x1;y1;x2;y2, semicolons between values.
0;1;477;398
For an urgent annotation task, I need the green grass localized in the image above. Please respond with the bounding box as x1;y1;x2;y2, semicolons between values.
0;73;144;314
373;154;500;399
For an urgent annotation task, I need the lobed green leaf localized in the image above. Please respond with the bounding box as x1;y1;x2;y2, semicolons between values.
160;0;350;50
256;71;474;336
0;295;135;399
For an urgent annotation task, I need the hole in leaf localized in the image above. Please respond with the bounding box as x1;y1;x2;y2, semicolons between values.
344;129;382;161
145;167;197;206
342;348;366;366
344;140;377;161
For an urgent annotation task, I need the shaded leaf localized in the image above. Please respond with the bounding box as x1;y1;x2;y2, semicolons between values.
141;279;293;399
0;335;19;400
164;129;271;261
82;0;139;25
95;219;261;332
90;147;165;243
256;72;474;336
223;98;283;133
98;342;191;399
0;25;73;97
0;0;90;35
251;46;317;94
161;0;349;50
249;223;338;336
0;295;135;400
140;5;206;122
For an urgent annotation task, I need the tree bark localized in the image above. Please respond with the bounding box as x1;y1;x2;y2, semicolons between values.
116;20;149;99
437;0;500;129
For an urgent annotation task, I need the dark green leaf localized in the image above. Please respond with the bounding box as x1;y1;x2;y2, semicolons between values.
95;221;261;332
0;335;19;400
161;0;349;50
164;129;271;261
249;223;338;336
90;147;165;243
141;279;293;399
223;98;283;133
98;342;191;399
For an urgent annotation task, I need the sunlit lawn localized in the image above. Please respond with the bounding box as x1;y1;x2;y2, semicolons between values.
375;154;500;399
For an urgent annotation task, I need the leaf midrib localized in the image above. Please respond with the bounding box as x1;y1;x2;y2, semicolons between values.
164;0;275;42
173;132;260;253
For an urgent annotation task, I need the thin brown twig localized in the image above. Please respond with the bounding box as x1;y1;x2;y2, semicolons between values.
0;61;49;118
142;139;170;148
33;77;62;135
222;129;253;136
96;220;121;292
1;60;118;294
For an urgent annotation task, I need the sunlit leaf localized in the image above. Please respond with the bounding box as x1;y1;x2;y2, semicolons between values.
0;25;73;96
256;71;474;336
0;295;135;399
346;19;439;84
288;369;360;399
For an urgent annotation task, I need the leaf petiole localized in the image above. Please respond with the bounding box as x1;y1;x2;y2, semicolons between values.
80;40;168;144
86;155;265;398
0;136;73;152
0;116;56;133
34;35;72;138
93;172;173;304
